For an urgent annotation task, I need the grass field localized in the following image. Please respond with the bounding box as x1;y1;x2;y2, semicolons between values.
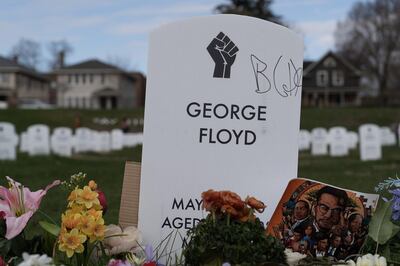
0;107;399;231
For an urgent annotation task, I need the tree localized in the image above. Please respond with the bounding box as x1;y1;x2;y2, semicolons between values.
335;0;400;96
9;38;42;70
47;40;73;70
215;0;283;25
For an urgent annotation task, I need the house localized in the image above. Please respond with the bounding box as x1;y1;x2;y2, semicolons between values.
0;56;50;107
54;59;145;109
302;51;362;107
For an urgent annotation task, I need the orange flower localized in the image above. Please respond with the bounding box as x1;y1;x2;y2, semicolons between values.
245;196;266;213
221;191;245;210
201;189;222;212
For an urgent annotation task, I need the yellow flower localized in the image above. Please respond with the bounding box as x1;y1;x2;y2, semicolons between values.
78;214;96;236
76;186;100;209
68;189;81;202
59;228;87;258
88;180;97;190
62;213;81;230
87;208;102;219
89;218;105;242
67;205;84;215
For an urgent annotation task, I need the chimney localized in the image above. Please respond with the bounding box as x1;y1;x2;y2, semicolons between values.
58;51;65;69
12;55;19;64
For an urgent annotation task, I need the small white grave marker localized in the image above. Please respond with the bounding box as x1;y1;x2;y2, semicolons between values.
380;127;396;146
27;124;50;156
74;127;94;153
311;128;328;155
51;127;73;157
328;127;349;157
347;131;359;150
359;124;382;161
111;129;124;150
298;130;311;151
0;122;19;160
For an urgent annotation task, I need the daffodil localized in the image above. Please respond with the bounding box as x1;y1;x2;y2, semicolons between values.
59;228;87;258
76;186;100;209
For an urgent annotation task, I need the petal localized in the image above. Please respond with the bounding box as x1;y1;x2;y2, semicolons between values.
5;211;34;239
23;180;60;211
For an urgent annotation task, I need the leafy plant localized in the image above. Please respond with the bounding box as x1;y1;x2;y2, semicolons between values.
183;190;286;265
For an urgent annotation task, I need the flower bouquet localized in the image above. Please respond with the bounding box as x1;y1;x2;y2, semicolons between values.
183;189;287;265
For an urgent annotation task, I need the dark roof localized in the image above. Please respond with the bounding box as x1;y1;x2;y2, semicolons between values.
61;59;121;71
303;50;361;76
0;55;48;81
303;60;314;70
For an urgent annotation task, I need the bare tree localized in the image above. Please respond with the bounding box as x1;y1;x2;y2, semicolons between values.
47;40;73;70
335;0;400;96
9;38;42;70
215;0;283;25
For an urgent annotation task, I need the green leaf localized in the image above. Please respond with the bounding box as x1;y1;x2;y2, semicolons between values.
368;200;400;245
39;220;60;237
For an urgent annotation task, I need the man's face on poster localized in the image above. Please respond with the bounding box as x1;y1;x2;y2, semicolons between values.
317;238;328;251
315;193;343;230
294;201;309;220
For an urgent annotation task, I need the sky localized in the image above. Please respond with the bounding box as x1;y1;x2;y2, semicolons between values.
0;0;368;73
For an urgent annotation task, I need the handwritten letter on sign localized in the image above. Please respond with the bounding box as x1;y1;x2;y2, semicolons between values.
139;15;304;247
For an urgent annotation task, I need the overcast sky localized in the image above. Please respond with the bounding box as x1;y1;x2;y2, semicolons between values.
0;0;367;73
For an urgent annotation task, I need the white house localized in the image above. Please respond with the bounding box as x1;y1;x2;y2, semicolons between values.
54;59;144;109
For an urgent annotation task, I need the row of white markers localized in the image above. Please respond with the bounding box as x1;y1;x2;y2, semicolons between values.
300;124;399;161
0;122;143;160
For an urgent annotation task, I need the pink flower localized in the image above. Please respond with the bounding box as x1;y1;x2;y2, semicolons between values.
0;176;60;239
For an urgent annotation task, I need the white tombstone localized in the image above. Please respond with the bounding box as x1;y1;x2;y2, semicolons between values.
138;15;304;250
398;124;400;146
328;127;349;157
111;129;124;150
347;131;359;150
51;127;73;157
123;132;144;147
298;130;311;151
380;127;396;146
27;124;50;156
311;128;328;155
19;132;29;153
74;127;94;153
0;122;19;160
93;131;111;153
359;124;382;161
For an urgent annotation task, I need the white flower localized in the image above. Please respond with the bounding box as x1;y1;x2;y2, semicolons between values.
103;224;142;255
284;248;307;266
346;254;387;266
18;253;55;266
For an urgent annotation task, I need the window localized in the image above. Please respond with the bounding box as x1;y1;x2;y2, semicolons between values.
68;75;72;83
82;74;86;84
332;70;344;86
0;74;9;83
89;74;93;83
75;74;79;83
323;57;336;67
101;74;105;84
316;70;329;87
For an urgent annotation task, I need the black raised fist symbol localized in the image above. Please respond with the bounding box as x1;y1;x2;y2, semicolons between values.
207;32;239;78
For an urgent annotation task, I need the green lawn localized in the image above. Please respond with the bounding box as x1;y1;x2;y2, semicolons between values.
0;107;399;231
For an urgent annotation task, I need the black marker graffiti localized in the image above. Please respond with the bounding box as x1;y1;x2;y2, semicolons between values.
250;54;302;97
